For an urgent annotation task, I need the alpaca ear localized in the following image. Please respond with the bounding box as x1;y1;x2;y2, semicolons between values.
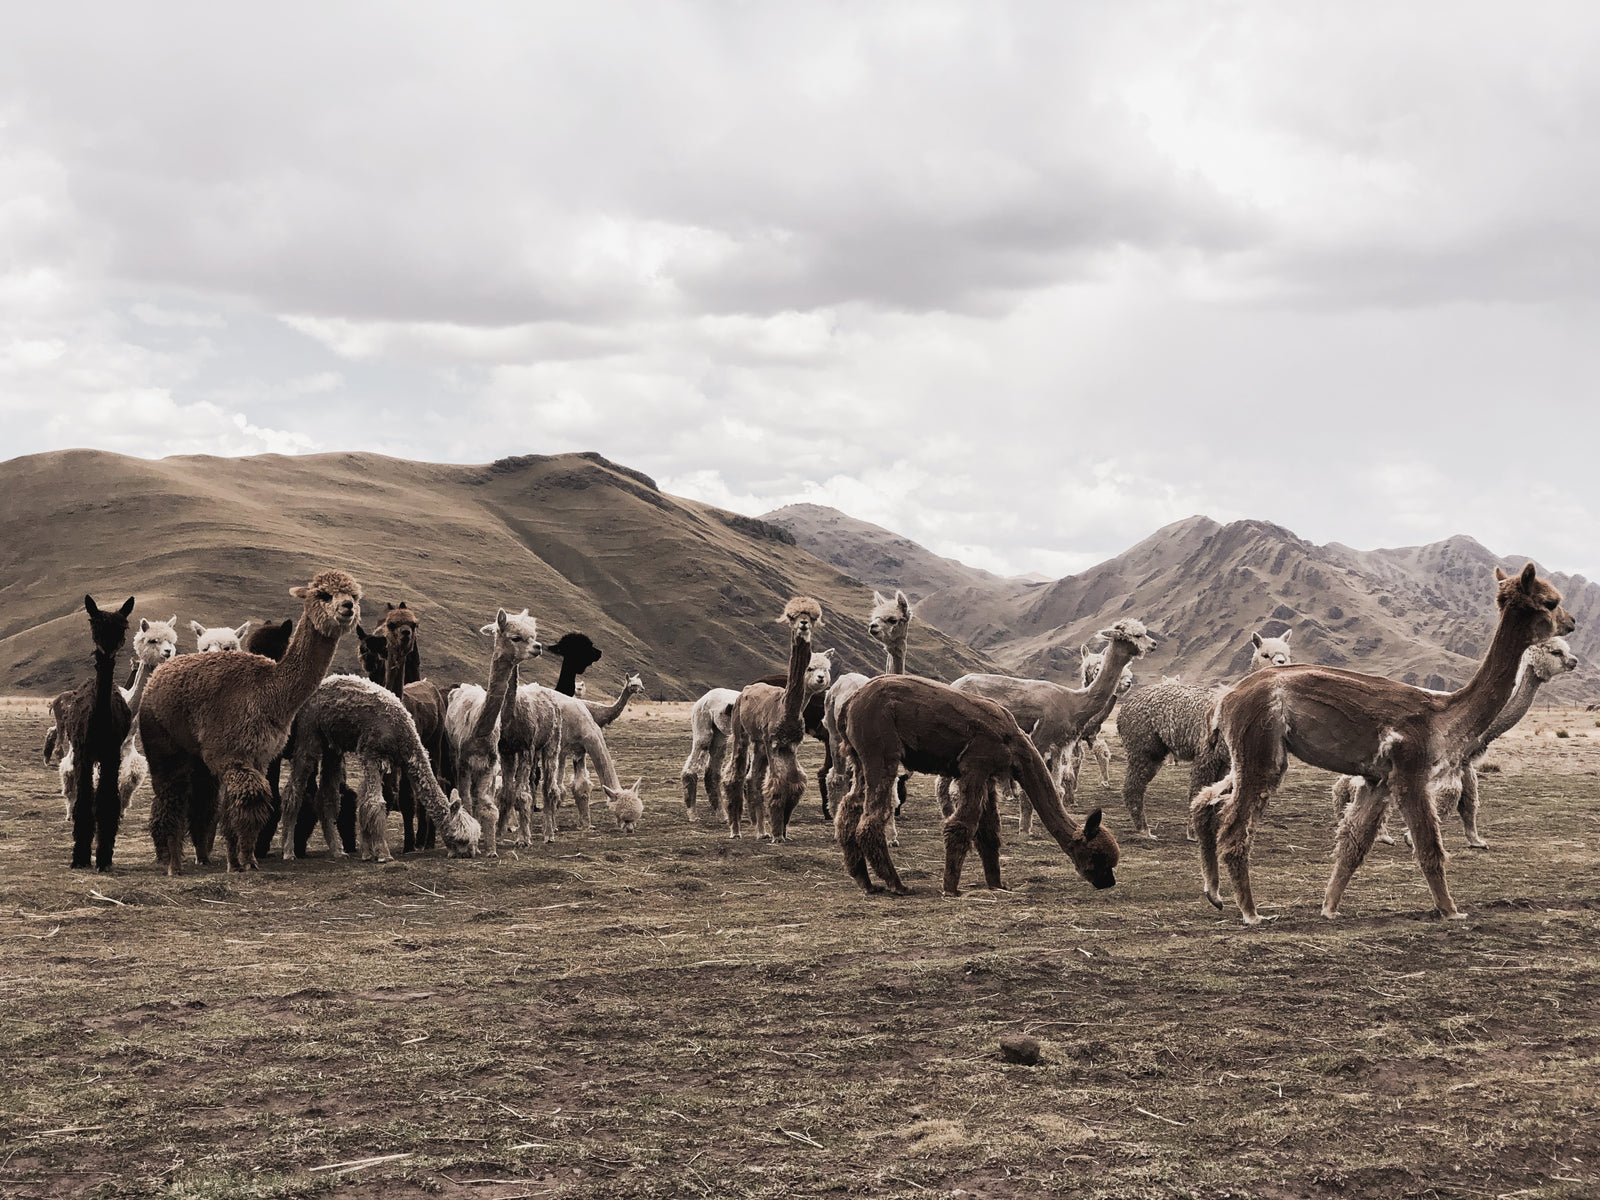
823;648;838;662
84;594;98;616
398;601;408;610
479;622;498;637
496;608;510;630
190;620;206;636
447;789;463;813
1079;643;1090;658
1494;566;1509;581
356;623;369;640
1519;562;1538;590
601;783;621;800
1251;632;1263;649
290;585;309;601
873;590;890;606
140;618;151;632
1083;808;1103;839
896;590;912;617
234;622;251;639
119;597;135;616
1281;629;1292;643
633;776;644;794
385;602;396;612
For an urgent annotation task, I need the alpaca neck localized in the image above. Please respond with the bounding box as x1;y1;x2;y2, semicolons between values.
262;612;343;725
882;637;906;676
1010;737;1083;847
1473;660;1549;752
1077;640;1135;725
383;646;407;699
782;632;812;728
587;686;635;726
471;649;518;742
1437;604;1546;748
555;661;579;696
123;657;156;718
93;647;119;715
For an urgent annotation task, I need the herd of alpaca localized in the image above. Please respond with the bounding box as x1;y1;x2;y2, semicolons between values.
39;560;1581;925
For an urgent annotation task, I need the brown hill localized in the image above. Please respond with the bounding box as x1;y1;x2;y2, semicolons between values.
0;451;993;698
768;506;1599;705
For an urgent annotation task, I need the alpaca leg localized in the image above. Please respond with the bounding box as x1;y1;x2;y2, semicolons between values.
974;779;1004;890
93;744;123;871
1122;750;1164;839
69;741;96;869
766;746;804;842
1218;756;1285;925
744;746;768;839
1393;771;1463;919
705;736;728;822
834;759;875;891
941;769;990;896
1190;777;1228;907
255;757;283;860
395;768;418;854
219;764;272;872
572;752;593;831
315;751;347;860
1093;737;1113;788
857;768;910;896
1322;780;1392;918
1012;774;1036;838
722;738;747;838
538;743;562;844
357;761;391;863
190;764;220;866
1185;749;1229;842
681;737;710;816
142;720;191;874
935;775;955;819
1459;767;1489;849
817;736;833;820
471;760;500;857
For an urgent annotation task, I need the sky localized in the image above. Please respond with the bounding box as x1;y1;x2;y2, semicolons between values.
3;2;1599;579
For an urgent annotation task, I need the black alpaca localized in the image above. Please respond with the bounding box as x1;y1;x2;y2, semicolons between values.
549;632;602;696
63;595;135;870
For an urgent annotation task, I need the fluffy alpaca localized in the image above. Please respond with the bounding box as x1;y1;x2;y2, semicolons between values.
190;620;251;653
60;596;136;869
1071;643;1136;789
141;570;363;874
541;690;645;839
946;619;1157;835
59;616;178;821
1332;635;1579;850
495;678;564;847
280;674;479;861
1192;565;1574;924
361;603;450;852
680;688;742;819
548;632;603;696
443;609;541;856
821;589;917;826
723;597;830;841
1116;630;1292;840
833;674;1119;896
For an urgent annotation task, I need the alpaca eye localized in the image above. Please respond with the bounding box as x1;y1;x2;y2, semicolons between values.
1545;599;1559;610
316;590;332;602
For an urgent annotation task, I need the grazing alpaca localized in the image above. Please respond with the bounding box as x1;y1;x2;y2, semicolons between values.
833;674;1119;896
548;632;602;696
1193;565;1574;924
1332;635;1579;850
191;620;251;653
58;616;179;820
141;570;363;874
946;619;1156;835
280;675;479;862
496;679;564;847
443;609;541;857
681;688;741;819
60;596;136;869
822;589;917;824
555;671;646;824
723;597;830;841
542;690;646;839
1117;630;1292;840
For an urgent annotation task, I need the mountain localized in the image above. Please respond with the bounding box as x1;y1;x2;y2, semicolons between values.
0;451;994;698
765;506;1599;705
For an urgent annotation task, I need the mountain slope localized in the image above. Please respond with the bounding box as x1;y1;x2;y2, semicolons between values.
0;451;993;697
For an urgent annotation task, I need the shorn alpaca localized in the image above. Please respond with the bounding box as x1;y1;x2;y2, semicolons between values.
822;589;916;825
833;674;1119;896
542;690;646;839
1193;564;1574;924
681;688;741;820
1332;635;1579;850
60;596;136;869
443;608;541;856
280;675;479;862
141;570;363;874
1072;642;1135;788
556;671;647;827
1116;630;1292;839
946;619;1156;835
723;597;830;841
58;615;179;821
191;620;251;653
496;679;564;846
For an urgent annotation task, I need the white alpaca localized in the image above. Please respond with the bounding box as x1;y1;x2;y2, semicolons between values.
558;672;646;830
681;688;742;820
59;616;178;820
496;680;564;848
190;620;251;653
1070;642;1136;789
545;691;644;840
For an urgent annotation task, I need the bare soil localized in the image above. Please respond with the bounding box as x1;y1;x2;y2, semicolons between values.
2;703;1598;1199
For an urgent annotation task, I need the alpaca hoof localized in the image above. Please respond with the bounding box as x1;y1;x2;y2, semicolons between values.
1320;906;1340;920
942;887;961;898
862;883;885;894
1468;840;1489;850
1204;891;1224;910
887;885;912;897
1240;913;1261;926
1136;829;1157;841
1444;909;1469;921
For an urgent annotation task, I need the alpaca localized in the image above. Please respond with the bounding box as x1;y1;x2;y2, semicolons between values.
495;678;564;847
946;619;1157;835
1116;630;1293;839
58;615;179;821
1070;643;1136;790
370;603;450;852
540;690;645;839
140;570;363;874
556;671;646;825
722;597;830;841
443;609;541;857
821;590;917;825
548;632;603;696
1332;635;1579;850
60;595;135;869
279;675;480;862
191;620;251;653
681;688;742;819
833;674;1119;896
1192;564;1574;924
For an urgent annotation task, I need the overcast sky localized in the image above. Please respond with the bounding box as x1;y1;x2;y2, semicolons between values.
3;2;1598;579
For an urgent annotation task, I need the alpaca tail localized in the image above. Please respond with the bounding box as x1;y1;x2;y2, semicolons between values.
219;763;274;868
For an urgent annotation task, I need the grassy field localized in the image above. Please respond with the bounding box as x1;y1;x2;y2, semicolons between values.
2;702;1598;1199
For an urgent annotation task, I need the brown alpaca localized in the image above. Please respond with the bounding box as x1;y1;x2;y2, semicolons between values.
833;674;1119;896
723;597;829;842
62;595;136;870
1193;564;1575;924
140;570;363;874
373;603;449;852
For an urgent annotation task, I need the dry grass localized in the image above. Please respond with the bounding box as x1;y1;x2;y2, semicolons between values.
2;706;1598;1199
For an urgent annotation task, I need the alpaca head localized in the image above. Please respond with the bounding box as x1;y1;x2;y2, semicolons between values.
481;608;541;665
1526;636;1579;684
1064;808;1120;890
603;777;645;834
1160;673;1182;685
1096;619;1157;659
440;789;483;858
246;618;294;662
868;590;913;647
1079;644;1136;696
1495;563;1575;639
780;596;823;644
805;649;837;697
84;595;135;656
1249;630;1293;670
573;678;587;698
354;624;388;681
550;632;603;673
382;602;418;655
291;570;362;637
189;620;249;654
135;616;180;667
621;670;646;697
